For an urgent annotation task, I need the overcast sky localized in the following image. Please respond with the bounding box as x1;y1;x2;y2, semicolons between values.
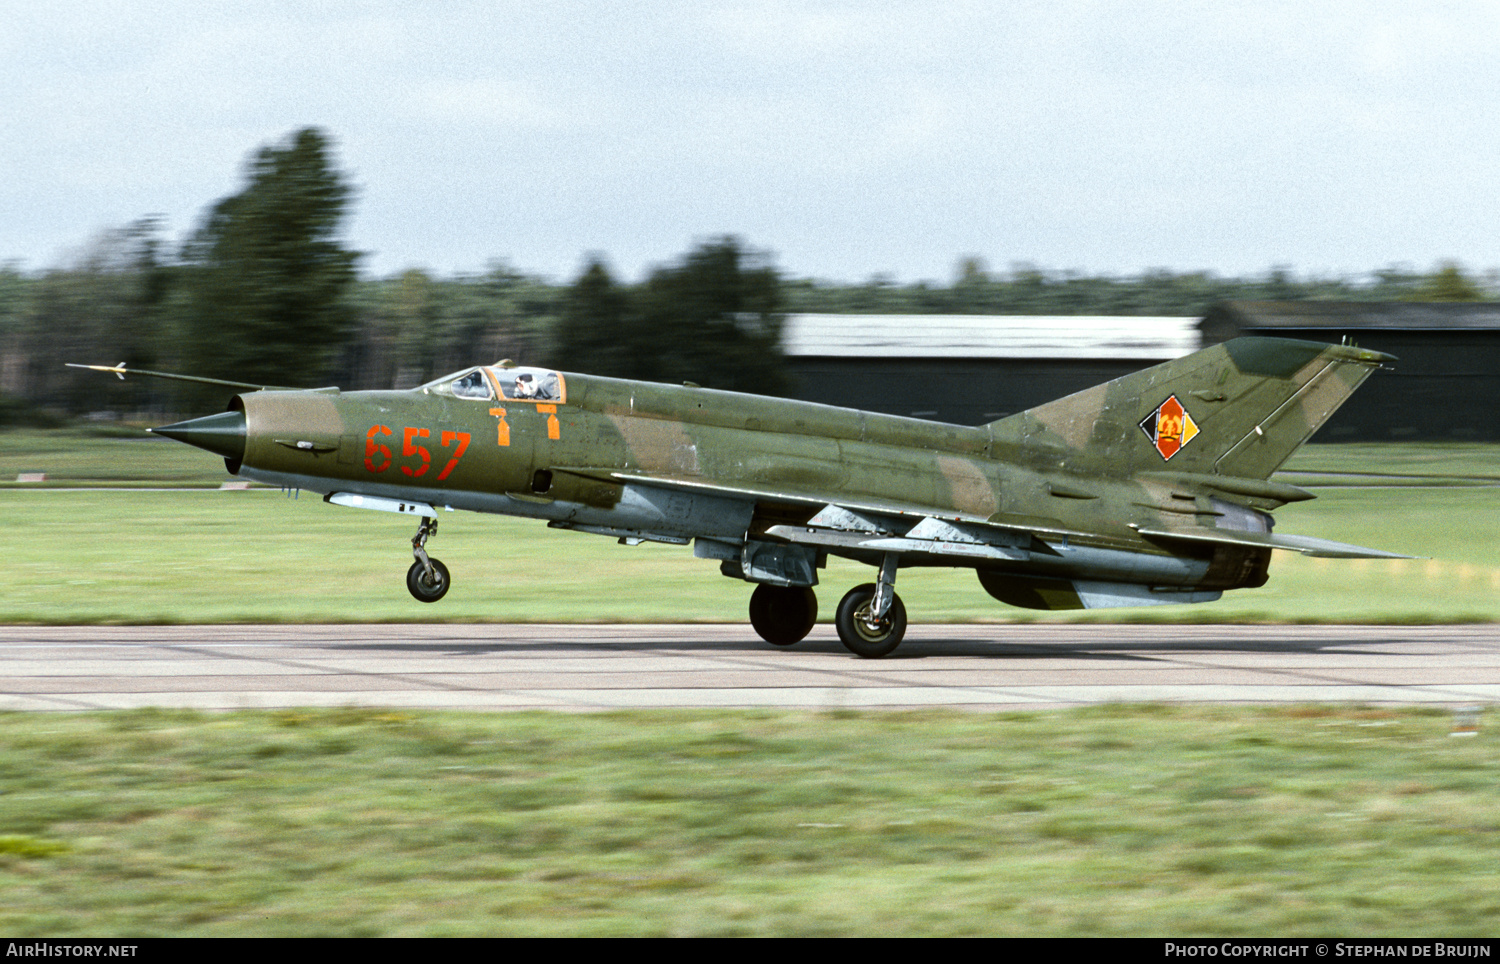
5;2;1498;284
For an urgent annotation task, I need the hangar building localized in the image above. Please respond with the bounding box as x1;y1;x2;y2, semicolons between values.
781;314;1198;426
1200;301;1500;441
783;303;1500;441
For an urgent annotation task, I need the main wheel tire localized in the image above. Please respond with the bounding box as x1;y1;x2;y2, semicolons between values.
406;558;451;603
748;584;818;646
834;583;907;658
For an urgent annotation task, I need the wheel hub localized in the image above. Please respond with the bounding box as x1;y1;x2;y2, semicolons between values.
857;605;887;637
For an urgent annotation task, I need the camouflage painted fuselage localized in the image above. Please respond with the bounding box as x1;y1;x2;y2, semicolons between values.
223;336;1399;611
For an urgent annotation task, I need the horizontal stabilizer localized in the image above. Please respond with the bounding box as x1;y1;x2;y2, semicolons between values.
1138;470;1316;505
1135;525;1416;559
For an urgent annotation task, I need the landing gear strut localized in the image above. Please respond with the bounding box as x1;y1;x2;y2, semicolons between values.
835;554;906;658
748;584;818;646
406;516;450;603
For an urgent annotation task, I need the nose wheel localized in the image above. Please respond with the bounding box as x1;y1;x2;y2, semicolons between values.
407;558;450;603
407;516;450;603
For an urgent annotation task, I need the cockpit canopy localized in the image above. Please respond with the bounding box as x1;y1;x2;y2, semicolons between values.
421;366;566;404
449;369;491;399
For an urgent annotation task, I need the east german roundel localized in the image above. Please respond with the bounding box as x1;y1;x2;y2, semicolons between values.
1139;395;1199;461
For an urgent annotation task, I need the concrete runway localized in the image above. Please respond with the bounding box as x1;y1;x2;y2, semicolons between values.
2;623;1497;712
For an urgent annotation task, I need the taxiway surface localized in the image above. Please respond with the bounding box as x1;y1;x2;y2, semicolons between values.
2;623;1496;712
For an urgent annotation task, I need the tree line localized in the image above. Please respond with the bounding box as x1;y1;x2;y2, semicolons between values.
0;127;1492;423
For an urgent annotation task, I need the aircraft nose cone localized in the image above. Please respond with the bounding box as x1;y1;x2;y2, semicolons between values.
151;410;247;463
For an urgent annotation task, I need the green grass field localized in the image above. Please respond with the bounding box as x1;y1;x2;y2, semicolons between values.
1;436;1496;623
0;430;233;487
2;434;1498;936
2;705;1498;936
1;484;1497;624
1279;442;1500;485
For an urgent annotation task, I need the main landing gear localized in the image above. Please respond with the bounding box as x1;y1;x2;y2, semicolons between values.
749;554;907;659
835;582;908;659
406;516;450;603
748;585;818;645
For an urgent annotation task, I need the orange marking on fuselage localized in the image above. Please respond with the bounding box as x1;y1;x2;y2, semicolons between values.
490;407;510;447
537;404;560;440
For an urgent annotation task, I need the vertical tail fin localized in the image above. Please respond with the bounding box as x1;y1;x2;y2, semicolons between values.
990;337;1392;480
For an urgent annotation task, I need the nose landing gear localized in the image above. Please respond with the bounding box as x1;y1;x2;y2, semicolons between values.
406;516;450;603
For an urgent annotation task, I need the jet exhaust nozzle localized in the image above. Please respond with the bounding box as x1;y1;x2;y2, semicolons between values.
150;410;247;464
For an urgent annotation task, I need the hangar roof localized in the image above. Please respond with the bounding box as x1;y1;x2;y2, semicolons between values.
783;314;1200;360
1205;301;1500;331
